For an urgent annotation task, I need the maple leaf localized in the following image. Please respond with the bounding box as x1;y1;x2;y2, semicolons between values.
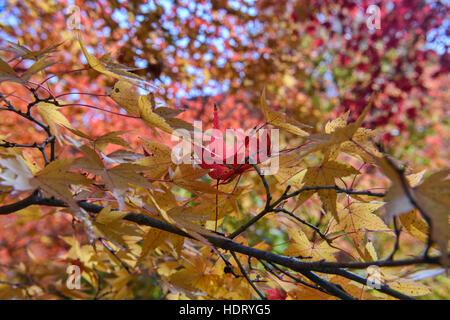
362;237;379;262
0;51;57;84
33;158;90;208
20;56;56;82
304;98;374;158
71;145;153;210
0;57;22;84
11;205;43;225
296;160;360;220
138;94;174;134
386;280;432;297
0;40;63;61
77;31;154;89
59;237;99;285
378;267;432;298
329;203;388;257
95;206;129;224
110;80;175;134
166;249;225;298
172;165;224;195
0;152;96;238
134;138;174;179
110;82;192;132
284;230;338;261
102;149;145;164
153;106;184;119
194;105;271;182
323;110;380;163
0;153;35;196
328;275;377;300
266;288;287;300
274;166;306;186
109;80;141;116
137;226;184;265
399;210;429;243
397;170;429;243
92;207;141;251
0;152;89;207
90;131;130;152
377;155;450;266
190;191;237;229
138;229;168;263
36;102;73;143
144;190;221;252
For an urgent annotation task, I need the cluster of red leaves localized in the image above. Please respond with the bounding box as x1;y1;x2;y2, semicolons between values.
195;105;270;181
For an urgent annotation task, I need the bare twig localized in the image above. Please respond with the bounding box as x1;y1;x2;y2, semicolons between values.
230;251;266;300
274;207;331;243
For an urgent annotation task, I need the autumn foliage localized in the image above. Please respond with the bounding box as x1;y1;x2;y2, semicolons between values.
0;0;448;300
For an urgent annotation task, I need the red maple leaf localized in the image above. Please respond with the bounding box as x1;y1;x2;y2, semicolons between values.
266;288;287;300
195;105;271;182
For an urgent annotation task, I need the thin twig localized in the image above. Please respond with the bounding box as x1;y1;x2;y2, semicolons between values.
230;251;266;300
386;217;402;261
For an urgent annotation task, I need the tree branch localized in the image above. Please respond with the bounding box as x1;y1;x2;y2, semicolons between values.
0;191;443;300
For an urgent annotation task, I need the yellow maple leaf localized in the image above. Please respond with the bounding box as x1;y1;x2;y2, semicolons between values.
0;57;22;83
21;56;56;81
92;131;130;152
36;102;73;142
134;138;174;179
137;228;168;265
109;80;141;116
284;230;337;261
96;206;129;224
324;110;380;163
329;203;388;255
304;97;374;158
138;94;174;134
386;279;432;297
33;158;90;208
296;160;360;220
274;166;306;186
77;31;153;88
154;106;184;118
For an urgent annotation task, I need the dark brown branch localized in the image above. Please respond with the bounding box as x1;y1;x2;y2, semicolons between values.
325;268;414;300
284;185;385;200
0;190;41;215
0;88;56;163
1;136;55;165
260;260;324;293
298;270;356;300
